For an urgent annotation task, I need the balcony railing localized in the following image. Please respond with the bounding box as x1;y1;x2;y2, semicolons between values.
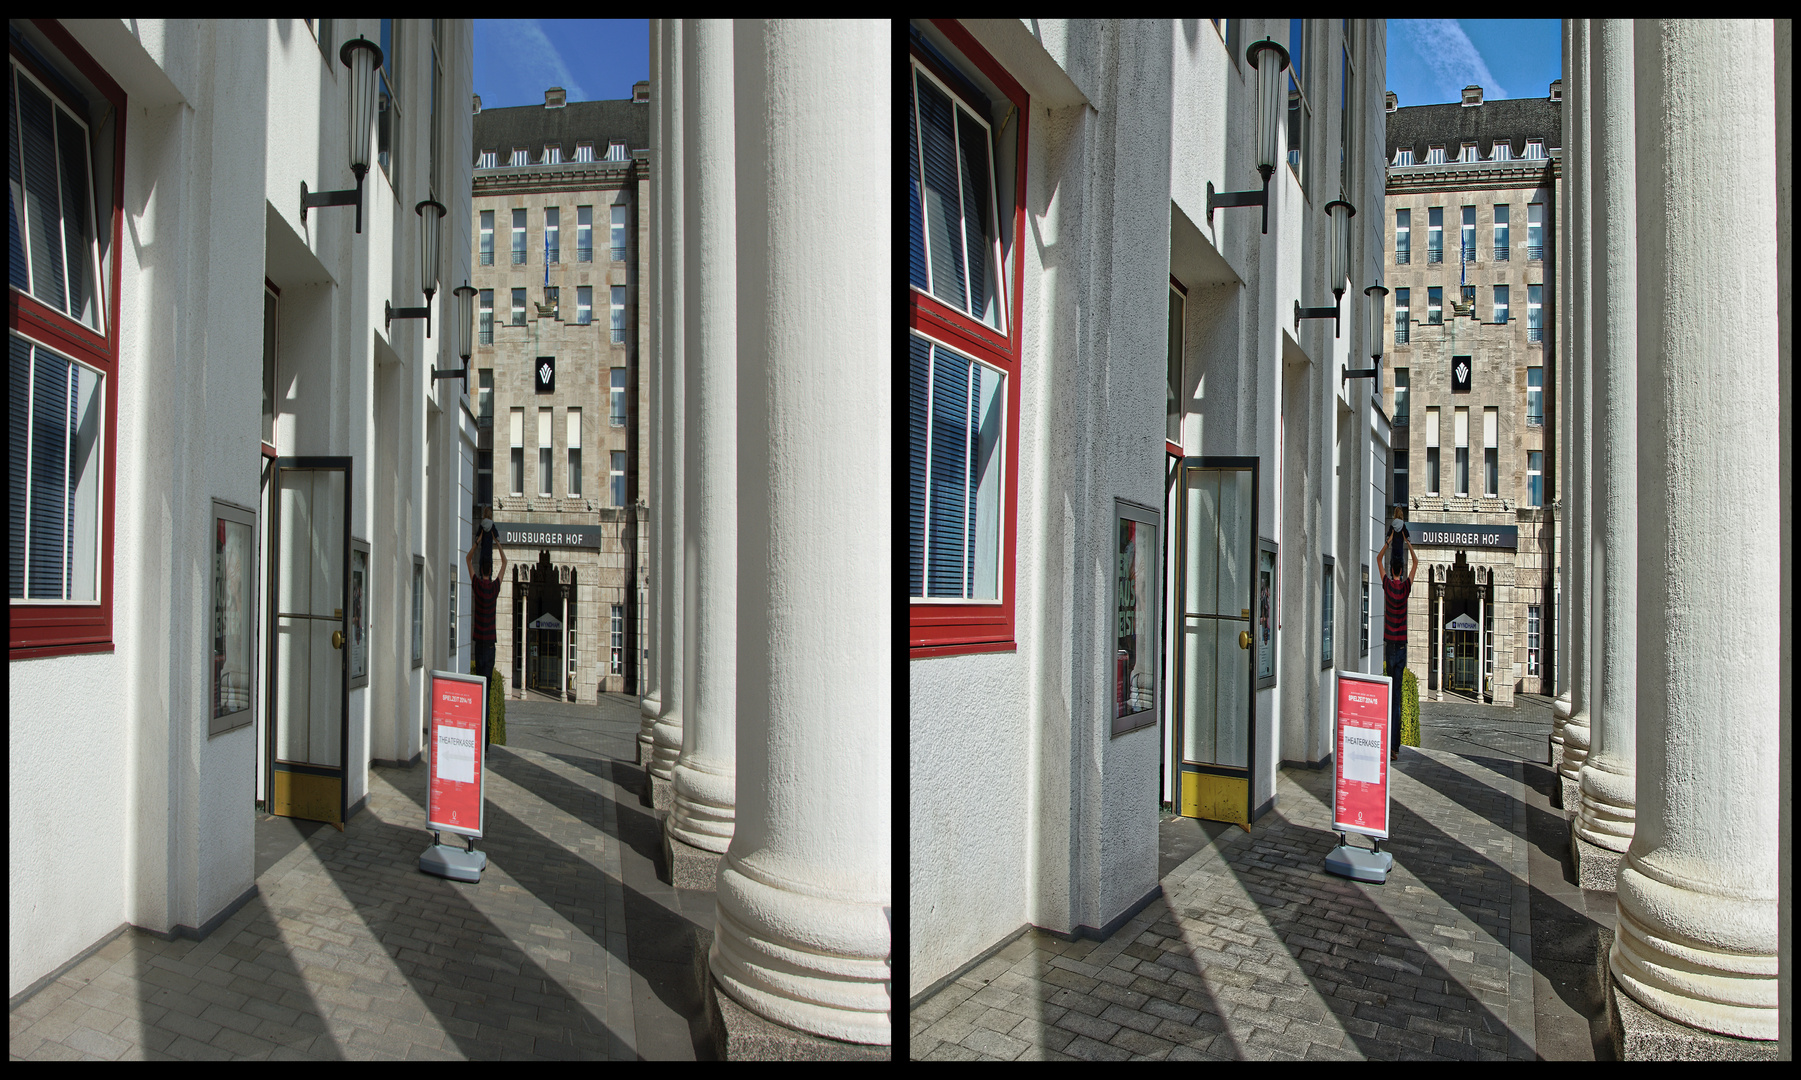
1395;322;1409;344
1528;244;1543;260
610;410;627;427
479;328;493;345
1396;249;1410;265
1527;326;1543;342
512;249;527;265
611;245;627;262
1427;249;1443;264
1461;246;1476;263
546;246;559;264
577;245;593;263
1494;245;1509;261
611;328;626;344
480;249;494;265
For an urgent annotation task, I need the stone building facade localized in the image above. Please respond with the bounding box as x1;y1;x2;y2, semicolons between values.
1382;82;1563;705
469;85;650;702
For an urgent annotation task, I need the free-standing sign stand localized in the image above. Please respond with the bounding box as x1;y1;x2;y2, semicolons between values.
1325;669;1394;884
421;670;489;882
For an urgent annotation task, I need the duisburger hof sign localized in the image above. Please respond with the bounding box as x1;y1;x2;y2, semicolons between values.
1410;522;1517;550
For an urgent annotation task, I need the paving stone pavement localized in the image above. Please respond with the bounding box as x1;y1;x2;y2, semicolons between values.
910;745;1537;1061
10;694;715;1061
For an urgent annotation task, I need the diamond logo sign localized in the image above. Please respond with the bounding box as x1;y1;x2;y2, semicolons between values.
540;362;552;383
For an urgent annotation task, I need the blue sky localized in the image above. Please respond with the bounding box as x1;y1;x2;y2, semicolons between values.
1386;20;1562;107
474;20;649;109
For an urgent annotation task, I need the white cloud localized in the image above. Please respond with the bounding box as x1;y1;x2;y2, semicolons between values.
505;20;587;103
1403;20;1505;102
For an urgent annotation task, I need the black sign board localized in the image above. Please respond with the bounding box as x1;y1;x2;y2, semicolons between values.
494;522;604;549
1411;523;1517;550
1451;355;1472;394
535;355;556;393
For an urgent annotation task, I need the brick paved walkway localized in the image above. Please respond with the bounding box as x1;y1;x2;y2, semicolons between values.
910;746;1536;1060
10;731;661;1060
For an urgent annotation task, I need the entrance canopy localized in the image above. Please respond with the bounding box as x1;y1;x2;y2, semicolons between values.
1445;612;1480;632
528;612;563;630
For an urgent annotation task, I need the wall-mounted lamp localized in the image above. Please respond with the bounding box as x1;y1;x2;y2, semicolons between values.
388;199;447;336
1296;199;1356;337
1343;284;1387;394
432;282;478;383
1207;38;1289;235
301;36;383;234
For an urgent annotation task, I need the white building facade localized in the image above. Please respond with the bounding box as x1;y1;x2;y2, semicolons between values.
9;18;475;1003
641;20;892;1054
909;18;1393;1001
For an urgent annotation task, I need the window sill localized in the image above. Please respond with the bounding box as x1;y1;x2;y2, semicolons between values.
910;639;1017;660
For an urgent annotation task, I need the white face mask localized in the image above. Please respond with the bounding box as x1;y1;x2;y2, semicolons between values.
481;518;493;533
1393;518;1405;533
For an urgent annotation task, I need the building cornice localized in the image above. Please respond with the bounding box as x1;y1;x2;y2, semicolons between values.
474;158;643;197
1386;150;1561;195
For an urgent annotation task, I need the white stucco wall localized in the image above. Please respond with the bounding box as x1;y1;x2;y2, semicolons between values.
10;18;473;1002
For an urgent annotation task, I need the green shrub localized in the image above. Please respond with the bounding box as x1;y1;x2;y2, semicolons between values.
1400;667;1420;748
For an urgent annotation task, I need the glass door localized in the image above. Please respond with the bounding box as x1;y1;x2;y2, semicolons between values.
1173;457;1258;825
267;458;351;826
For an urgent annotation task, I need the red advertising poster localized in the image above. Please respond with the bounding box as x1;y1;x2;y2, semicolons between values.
1333;670;1391;839
428;671;487;837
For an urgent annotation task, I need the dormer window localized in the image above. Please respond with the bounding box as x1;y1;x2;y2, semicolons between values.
1491;141;1512;161
1426;145;1446;165
1394;147;1413;166
606;140;628;162
544;145;561;164
1460;142;1477;163
1524;139;1545;160
478;149;496;169
575;142;594;163
510;147;528;166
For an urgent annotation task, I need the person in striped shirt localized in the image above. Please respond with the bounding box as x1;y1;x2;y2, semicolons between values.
1378;514;1418;762
466;512;507;747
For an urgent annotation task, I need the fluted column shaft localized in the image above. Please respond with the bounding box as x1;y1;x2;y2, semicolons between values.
709;19;891;1046
639;19;664;763
1576;19;1637;856
1610;18;1781;1041
1560;19;1595;782
650;19;687;783
670;18;737;855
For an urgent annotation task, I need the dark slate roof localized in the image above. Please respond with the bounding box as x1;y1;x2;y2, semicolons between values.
471;98;649;164
1385;96;1561;162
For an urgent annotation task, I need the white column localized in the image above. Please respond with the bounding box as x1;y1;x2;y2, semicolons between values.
710;19;890;1045
650;18;687;786
1559;19;1594;784
1612;18;1781;1041
669;17;737;856
1477;586;1485;701
561;580;568;700
1575;18;1636;858
1553;20;1575;738
639;18;663;761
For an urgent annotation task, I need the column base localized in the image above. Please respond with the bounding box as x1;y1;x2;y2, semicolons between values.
663;821;725;889
1570;825;1624;893
690;921;888;1059
705;969;890;1060
640;766;675;813
1607;977;1780;1061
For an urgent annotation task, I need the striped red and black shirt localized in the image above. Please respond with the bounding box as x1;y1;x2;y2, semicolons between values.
470;573;502;642
1383;573;1412;643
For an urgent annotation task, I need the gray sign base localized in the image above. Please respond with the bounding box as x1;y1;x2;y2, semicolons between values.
1324;837;1393;884
420;837;488;883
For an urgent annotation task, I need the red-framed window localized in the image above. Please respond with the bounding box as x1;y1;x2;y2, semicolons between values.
908;20;1027;659
9;20;126;659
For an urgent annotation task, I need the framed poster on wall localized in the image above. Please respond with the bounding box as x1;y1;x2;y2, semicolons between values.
1112;498;1162;736
1257;539;1278;689
350;539;369;689
412;555;424;668
209;500;258;736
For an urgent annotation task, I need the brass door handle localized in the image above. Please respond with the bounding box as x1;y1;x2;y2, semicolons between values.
332;630;345;649
1239;630;1252;650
